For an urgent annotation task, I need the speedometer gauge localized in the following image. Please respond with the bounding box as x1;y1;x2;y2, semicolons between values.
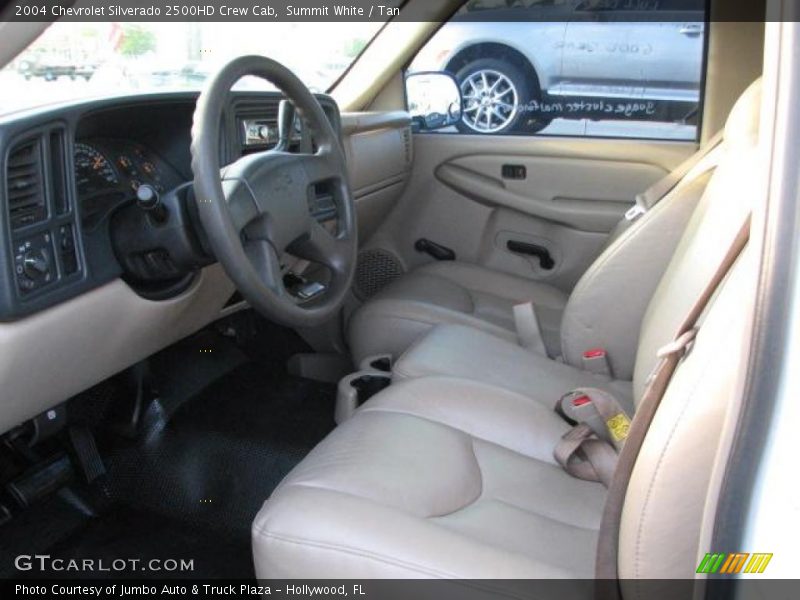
74;143;119;196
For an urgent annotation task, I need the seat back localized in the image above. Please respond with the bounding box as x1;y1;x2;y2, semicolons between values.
560;88;760;384
632;79;762;402
560;158;717;381
617;79;762;581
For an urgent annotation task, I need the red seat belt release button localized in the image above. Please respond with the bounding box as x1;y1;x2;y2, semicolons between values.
572;394;592;407
582;348;612;378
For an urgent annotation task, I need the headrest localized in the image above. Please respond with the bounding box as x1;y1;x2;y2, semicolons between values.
724;78;762;148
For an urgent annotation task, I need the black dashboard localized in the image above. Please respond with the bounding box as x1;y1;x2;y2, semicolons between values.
0;91;341;321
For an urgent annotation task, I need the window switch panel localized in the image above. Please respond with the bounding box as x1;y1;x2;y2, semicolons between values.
502;165;527;180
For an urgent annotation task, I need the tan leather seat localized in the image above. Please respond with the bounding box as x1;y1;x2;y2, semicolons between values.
361;80;760;401
348;260;569;363
253;377;604;578
390;82;758;405
348;149;719;376
254;247;755;580
253;81;761;581
393;322;635;411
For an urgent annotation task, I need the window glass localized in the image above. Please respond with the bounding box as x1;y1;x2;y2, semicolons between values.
0;21;391;117
408;0;707;140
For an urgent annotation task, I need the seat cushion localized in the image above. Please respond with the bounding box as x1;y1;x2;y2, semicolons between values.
347;261;568;364
252;377;606;579
393;324;634;412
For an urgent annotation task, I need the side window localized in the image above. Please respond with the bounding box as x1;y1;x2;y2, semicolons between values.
407;0;707;140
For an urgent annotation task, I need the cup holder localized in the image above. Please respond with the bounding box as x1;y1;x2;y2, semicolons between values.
335;370;392;424
351;374;392;406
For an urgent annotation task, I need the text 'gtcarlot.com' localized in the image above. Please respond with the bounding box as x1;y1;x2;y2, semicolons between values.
14;554;194;573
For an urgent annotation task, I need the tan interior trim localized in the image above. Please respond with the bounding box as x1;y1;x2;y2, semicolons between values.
435;155;668;232
695;19;775;569
367;72;408;112
702;22;765;142
340;111;411;136
341;112;413;243
0;266;235;435
362;132;698;293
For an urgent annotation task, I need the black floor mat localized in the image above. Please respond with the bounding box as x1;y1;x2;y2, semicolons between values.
106;362;336;540
1;318;337;579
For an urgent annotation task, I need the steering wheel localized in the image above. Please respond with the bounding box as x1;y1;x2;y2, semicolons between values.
191;56;356;327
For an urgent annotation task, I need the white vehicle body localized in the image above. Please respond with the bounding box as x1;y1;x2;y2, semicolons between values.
410;5;705;132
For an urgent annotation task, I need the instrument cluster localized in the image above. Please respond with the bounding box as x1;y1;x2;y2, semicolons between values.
74;140;180;229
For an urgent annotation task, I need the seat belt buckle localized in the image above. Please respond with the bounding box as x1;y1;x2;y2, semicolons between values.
582;348;612;378
558;391;608;441
558;389;631;447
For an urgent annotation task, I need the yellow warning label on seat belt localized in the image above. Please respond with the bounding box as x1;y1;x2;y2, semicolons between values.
607;413;631;443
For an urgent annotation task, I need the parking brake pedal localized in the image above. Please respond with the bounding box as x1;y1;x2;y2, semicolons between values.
6;454;73;508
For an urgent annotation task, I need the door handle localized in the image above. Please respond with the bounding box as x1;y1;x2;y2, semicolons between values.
679;24;704;36
507;240;555;270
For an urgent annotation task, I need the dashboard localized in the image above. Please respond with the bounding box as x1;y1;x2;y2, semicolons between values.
0;91;342;321
0;87;411;439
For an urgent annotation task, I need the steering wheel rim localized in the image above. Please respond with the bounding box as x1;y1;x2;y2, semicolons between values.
191;55;357;327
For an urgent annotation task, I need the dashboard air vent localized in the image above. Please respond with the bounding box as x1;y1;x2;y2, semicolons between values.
234;99;279;121
6;138;46;230
49;129;69;215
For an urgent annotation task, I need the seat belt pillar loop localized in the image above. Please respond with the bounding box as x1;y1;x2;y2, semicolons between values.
625;129;724;223
625;199;648;222
656;328;698;359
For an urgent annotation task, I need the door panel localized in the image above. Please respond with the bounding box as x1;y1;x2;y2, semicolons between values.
435;154;665;232
364;133;696;293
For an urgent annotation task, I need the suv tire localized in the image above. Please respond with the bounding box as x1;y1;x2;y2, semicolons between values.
455;58;549;135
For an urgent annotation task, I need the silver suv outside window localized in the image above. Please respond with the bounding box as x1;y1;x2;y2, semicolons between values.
409;0;707;140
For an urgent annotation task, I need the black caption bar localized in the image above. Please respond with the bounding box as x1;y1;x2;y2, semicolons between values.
6;1;399;22
0;0;788;23
4;579;800;600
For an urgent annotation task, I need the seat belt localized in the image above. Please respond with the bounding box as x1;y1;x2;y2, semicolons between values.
554;388;631;486
513;301;548;355
594;213;751;584
624;129;725;222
